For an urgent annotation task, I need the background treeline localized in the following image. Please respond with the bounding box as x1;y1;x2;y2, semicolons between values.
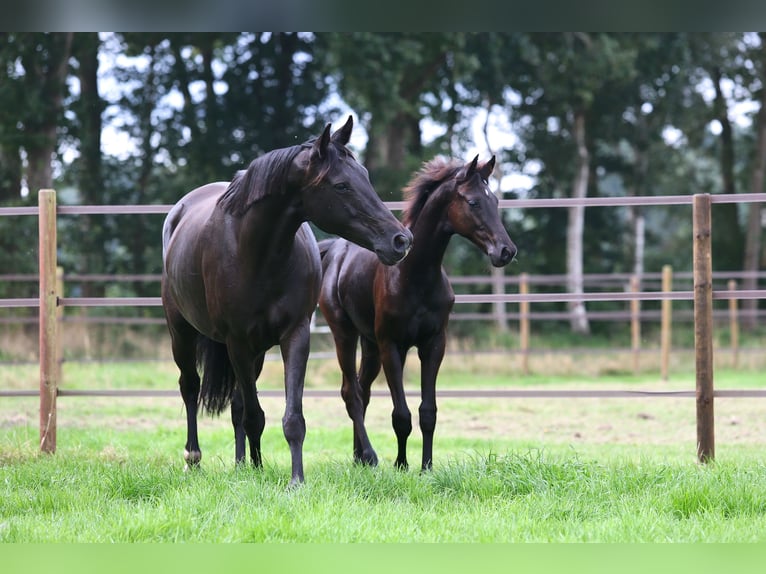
1;33;765;336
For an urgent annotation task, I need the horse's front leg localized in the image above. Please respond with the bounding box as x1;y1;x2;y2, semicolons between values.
418;332;446;471
379;341;411;470
280;320;311;486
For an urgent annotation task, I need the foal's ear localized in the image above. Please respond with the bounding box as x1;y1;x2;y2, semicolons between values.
312;123;332;160
331;115;354;146
459;154;480;180
479;155;496;180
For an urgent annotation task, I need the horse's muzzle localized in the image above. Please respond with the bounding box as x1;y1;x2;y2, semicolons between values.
393;231;413;259
377;230;413;265
490;243;517;267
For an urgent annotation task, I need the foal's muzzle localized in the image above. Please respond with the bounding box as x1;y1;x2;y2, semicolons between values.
489;243;517;267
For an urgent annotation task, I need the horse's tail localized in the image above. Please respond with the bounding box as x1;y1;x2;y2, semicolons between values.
197;336;237;415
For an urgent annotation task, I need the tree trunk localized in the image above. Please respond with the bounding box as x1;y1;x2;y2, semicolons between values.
365;111;421;200
73;32;106;299
567;109;590;334
0;145;22;203
481;102;508;332
742;35;766;329
711;66;744;270
22;33;73;196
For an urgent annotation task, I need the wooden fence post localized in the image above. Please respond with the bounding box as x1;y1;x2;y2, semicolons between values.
519;272;530;375
693;193;714;463
39;189;58;454
630;275;640;374
56;266;64;385
660;265;673;381
728;279;739;369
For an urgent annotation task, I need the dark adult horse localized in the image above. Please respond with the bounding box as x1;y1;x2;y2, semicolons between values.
318;155;516;471
161;117;412;485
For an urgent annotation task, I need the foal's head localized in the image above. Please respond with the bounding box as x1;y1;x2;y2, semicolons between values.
404;155;517;267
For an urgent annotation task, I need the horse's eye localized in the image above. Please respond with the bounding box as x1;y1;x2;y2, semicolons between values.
334;182;350;192
467;198;478;208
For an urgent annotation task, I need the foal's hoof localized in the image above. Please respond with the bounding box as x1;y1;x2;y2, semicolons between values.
183;449;202;471
354;449;379;467
286;475;305;490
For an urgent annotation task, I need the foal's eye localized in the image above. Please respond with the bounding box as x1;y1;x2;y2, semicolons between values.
467;198;479;208
334;182;351;192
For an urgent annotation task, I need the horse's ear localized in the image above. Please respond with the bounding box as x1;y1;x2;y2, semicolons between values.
459;154;480;180
331;115;353;146
479;155;496;180
312;123;332;160
456;155;478;181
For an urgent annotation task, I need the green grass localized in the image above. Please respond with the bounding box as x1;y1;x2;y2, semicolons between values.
2;357;766;542
3;433;766;542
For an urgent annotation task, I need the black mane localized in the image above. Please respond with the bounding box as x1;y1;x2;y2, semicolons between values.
218;137;358;216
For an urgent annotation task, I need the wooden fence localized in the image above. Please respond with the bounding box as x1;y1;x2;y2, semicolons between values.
2;190;766;463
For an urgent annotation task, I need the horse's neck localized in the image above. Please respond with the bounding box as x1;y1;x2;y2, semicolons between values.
235;195;303;265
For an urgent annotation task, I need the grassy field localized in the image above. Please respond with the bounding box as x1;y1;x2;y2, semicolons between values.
2;353;766;542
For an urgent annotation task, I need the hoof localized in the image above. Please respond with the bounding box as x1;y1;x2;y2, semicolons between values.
184;448;201;471
287;475;305;490
353;448;379;467
394;459;409;471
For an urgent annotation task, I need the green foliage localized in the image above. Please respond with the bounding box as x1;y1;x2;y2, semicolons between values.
2;33;765;335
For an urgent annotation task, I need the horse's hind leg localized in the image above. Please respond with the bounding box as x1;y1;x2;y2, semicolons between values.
230;386;246;463
418;332;446;471
166;309;202;469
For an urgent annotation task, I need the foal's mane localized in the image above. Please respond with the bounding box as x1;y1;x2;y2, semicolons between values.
217;137;355;215
402;157;463;228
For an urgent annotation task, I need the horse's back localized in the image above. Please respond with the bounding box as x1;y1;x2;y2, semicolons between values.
162;182;229;258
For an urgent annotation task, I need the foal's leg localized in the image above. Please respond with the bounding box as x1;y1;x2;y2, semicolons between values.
226;340;266;468
418;332;446;471
280;320;311;486
166;310;202;469
334;329;378;465
379;341;411;469
356;337;381;461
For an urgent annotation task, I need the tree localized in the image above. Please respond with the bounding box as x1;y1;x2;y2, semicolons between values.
0;33;73;300
510;33;640;334
0;33;73;201
317;33;476;196
742;33;766;329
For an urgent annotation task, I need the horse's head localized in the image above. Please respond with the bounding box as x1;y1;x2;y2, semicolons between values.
448;155;517;267
296;116;412;265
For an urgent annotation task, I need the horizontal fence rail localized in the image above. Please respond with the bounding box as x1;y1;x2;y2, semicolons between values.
2;191;766;219
4;387;766;399
2;289;764;309
2;191;766;463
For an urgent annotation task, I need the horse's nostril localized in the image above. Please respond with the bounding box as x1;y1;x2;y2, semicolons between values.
502;245;516;263
393;232;412;254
